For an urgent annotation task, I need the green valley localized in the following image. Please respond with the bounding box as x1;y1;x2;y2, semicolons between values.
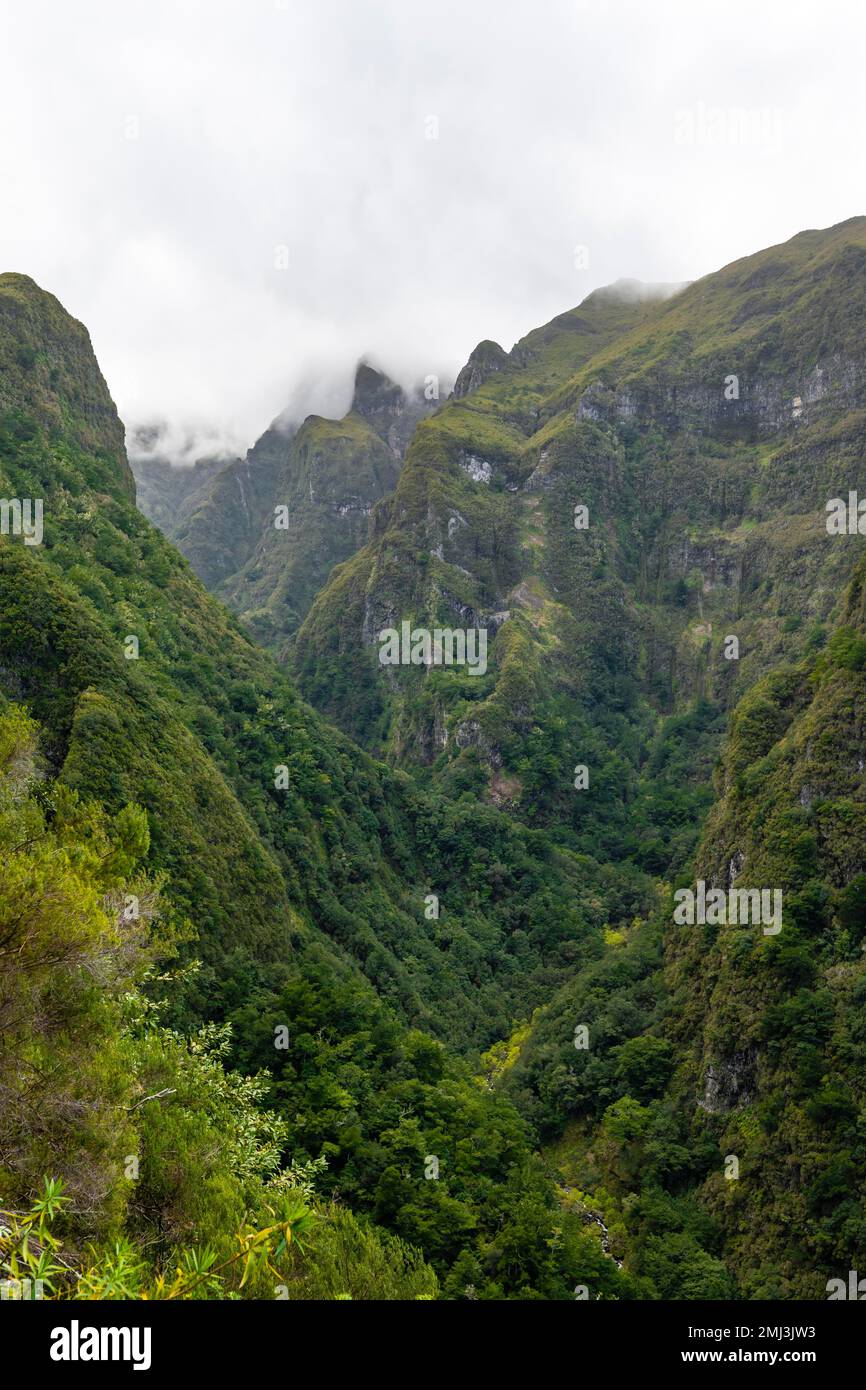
3;218;866;1303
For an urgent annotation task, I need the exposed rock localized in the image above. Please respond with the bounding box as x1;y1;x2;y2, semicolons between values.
460;452;493;484
452;340;511;399
699;1048;758;1114
350;361;433;459
573;355;865;438
727;851;745;886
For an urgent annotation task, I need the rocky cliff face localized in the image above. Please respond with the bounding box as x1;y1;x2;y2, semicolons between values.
293;225;866;825
452;339;511;398
131;363;437;653
649;552;866;1295
173;428;289;591
574;353;865;437
351;361;433;456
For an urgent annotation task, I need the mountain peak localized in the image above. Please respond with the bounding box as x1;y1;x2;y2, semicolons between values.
351;361;404;419
451;339;511;399
348;358;434;458
587;277;689;306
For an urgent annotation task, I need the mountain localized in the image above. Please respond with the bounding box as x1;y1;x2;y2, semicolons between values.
287;218;866;1295
0;270;637;1300
0;273;134;497
131;364;437;654
293;228;863;842
5;218;866;1302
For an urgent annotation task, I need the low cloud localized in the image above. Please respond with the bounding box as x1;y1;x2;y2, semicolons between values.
0;0;861;460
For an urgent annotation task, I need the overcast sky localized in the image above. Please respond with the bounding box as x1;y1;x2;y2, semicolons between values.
2;0;864;460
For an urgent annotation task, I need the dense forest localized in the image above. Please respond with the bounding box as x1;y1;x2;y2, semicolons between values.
2;218;865;1300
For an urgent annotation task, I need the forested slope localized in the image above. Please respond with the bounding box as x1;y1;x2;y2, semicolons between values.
290;220;866;1298
4;219;865;1301
0;271;640;1299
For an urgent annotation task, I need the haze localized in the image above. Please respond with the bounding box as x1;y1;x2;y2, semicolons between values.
1;0;863;460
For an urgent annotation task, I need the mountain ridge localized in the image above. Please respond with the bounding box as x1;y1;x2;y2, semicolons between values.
4;218;866;1300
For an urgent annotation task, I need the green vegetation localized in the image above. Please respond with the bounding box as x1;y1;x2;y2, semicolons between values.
0;273;638;1299
136;364;432;655
288;220;866;1298
4;218;866;1300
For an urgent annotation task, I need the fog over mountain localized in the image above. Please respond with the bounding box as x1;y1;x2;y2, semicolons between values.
2;0;865;459
7;0;866;1332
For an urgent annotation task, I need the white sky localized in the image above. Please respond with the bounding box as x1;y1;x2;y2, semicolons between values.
1;0;864;459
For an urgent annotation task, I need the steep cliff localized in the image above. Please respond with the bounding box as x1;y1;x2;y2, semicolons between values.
292;225;866;878
133;364;436;653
